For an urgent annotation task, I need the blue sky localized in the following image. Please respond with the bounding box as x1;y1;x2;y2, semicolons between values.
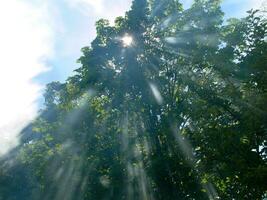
0;0;265;155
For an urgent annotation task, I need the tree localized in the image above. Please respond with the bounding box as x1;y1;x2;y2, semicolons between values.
0;0;266;199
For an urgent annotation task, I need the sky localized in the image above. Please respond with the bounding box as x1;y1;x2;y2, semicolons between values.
0;0;266;155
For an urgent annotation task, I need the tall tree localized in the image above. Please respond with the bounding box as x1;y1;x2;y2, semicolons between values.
0;0;266;200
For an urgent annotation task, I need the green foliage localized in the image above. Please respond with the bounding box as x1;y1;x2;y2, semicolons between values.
0;0;266;200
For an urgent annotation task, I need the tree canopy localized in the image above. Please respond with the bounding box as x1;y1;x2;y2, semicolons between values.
0;0;267;199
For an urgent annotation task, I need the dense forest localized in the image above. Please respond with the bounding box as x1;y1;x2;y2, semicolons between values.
0;0;267;199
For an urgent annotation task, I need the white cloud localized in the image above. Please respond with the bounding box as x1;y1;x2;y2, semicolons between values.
0;0;54;156
67;0;104;14
223;0;266;18
64;0;133;23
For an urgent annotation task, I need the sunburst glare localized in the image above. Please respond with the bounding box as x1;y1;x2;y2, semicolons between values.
122;34;133;47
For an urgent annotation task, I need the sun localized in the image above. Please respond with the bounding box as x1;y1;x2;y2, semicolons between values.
122;34;133;47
